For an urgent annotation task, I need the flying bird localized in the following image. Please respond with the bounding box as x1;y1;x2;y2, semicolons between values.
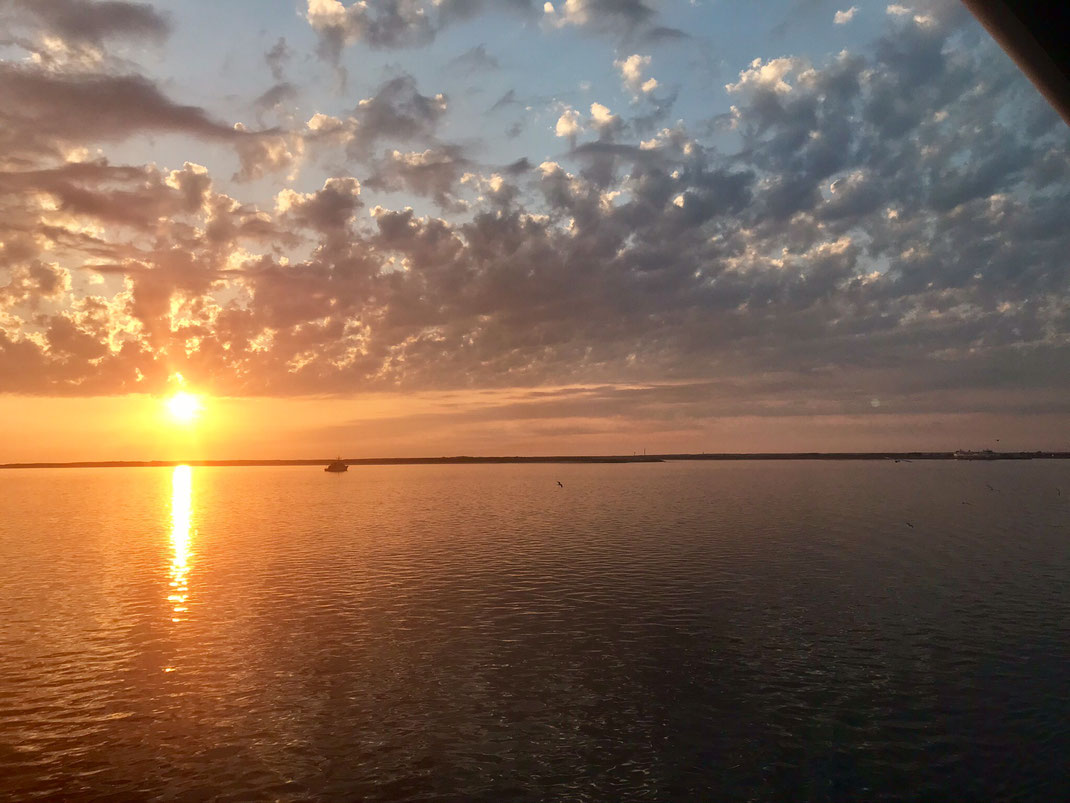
905;521;914;528
557;481;563;488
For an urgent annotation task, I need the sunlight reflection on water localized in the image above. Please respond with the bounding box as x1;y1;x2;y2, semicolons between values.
168;465;192;625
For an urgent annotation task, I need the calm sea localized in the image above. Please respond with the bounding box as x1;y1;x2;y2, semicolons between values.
1;461;1067;801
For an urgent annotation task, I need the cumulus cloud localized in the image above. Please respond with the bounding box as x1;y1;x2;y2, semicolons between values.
232;126;304;182
349;74;449;157
1;0;1067;435
305;0;435;58
834;6;857;24
555;107;583;139
300;73;450;165
276;177;363;232
724;56;802;96
614;53;658;97
365;147;470;211
589;101;622;135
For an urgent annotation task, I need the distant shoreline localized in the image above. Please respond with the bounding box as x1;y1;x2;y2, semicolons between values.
2;452;1068;469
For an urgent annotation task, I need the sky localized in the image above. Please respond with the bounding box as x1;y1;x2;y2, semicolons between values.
0;0;1068;461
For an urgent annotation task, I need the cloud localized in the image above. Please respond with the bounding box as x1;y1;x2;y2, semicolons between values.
304;0;681;64
276;177;363;232
1;2;1067;432
1;261;71;309
301;73;450;163
555;107;583;138
589;102;622;135
724;56;802;96
365;147;470;211
445;44;500;75
490;89;520;112
254;82;298;115
2;0;171;55
305;0;435;62
264;37;291;81
543;0;681;39
232;126;304;182
0;160;209;231
614;53;658;96
347;74;449;157
0;63;243;163
833;6;857;24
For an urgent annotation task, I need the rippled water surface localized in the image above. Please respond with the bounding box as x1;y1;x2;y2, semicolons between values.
1;461;1068;801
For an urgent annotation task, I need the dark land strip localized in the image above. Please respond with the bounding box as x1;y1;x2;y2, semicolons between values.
3;452;1069;469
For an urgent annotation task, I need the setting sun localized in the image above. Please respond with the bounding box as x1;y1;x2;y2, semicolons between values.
165;392;204;424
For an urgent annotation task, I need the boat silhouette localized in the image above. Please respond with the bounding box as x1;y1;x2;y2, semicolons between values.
324;458;348;473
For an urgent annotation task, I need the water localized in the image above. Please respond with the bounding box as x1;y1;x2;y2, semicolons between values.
1;461;1067;801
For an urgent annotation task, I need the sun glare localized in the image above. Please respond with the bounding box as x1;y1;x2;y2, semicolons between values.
166;392;203;424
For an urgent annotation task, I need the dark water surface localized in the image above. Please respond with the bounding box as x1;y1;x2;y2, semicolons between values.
1;462;1067;801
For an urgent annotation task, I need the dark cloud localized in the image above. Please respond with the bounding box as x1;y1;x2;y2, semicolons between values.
365;147;470;211
0;63;241;162
489;89;519;112
277;177;363;233
304;0;681;61
305;0;436;61
436;0;532;25
548;0;655;33
3;0;171;48
265;36;291;81
539;0;687;44
445;44;499;75
0;160;201;229
502;157;532;175
641;25;688;43
344;74;449;158
253;82;299;122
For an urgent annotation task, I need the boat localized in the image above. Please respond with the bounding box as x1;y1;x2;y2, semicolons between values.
324;458;348;473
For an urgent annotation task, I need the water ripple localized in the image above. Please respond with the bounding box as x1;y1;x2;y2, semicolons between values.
1;461;1068;801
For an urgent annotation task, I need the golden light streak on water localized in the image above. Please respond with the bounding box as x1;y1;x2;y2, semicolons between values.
168;465;193;624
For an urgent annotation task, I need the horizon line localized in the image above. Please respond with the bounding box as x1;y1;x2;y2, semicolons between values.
3;451;1070;469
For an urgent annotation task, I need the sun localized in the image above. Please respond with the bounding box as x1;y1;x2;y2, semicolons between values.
165;392;204;424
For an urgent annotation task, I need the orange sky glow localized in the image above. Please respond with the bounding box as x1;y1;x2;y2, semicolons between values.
0;391;1062;463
